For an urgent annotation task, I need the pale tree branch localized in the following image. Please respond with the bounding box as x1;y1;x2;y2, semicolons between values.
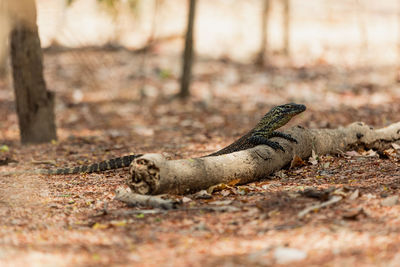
127;122;400;195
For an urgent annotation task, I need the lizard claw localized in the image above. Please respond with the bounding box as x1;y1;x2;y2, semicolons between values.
268;131;298;143
249;135;285;152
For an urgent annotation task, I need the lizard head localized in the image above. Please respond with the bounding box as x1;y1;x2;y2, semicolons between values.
275;103;306;116
256;103;306;130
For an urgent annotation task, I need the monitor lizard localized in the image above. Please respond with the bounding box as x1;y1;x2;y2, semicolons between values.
208;102;306;156
1;103;306;175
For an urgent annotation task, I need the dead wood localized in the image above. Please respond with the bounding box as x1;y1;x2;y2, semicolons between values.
127;122;400;195
114;187;177;210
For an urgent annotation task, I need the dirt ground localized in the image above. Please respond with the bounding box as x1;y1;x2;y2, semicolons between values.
1;48;400;266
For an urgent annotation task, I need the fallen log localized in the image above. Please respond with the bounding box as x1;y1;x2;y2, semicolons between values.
127;122;400;195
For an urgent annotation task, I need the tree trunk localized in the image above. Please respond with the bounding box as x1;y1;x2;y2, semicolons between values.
397;1;400;83
0;4;11;78
282;0;290;56
256;0;270;66
0;39;8;78
355;0;368;53
179;0;196;99
10;23;57;144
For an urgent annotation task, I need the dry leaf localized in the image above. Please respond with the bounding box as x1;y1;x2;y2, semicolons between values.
308;150;318;165
342;207;364;220
298;196;343;218
345;150;361;157
290;155;305;168
227;179;241;186
362;149;378;157
349;189;360;200
207;183;232;194
392;143;400;150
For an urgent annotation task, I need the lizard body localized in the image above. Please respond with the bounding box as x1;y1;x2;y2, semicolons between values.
207;103;306;156
1;103;305;175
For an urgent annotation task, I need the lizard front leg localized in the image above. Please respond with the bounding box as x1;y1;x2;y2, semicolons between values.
268;131;298;143
248;133;285;151
249;130;297;152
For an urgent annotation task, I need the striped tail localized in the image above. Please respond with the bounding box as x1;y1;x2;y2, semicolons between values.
44;154;141;175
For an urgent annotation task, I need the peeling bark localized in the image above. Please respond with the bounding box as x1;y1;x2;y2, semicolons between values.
128;122;400;195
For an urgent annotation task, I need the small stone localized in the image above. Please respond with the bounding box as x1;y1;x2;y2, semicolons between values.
181;197;192;203
342;207;364;220
193;190;212;199
273;247;307;264
381;195;399;207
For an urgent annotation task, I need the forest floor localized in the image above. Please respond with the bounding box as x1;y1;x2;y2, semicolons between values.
1;47;400;266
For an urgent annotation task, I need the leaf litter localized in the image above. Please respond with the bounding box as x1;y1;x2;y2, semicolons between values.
1;47;400;266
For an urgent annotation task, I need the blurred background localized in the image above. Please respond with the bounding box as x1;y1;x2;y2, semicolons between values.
12;0;400;65
1;0;400;153
30;0;400;64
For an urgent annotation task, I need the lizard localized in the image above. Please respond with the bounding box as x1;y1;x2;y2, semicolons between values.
0;103;305;175
207;102;306;156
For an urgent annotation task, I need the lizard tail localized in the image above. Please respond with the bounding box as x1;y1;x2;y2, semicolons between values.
44;154;141;174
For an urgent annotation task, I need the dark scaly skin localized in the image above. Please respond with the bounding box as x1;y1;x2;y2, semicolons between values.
39;154;142;175
1;154;142;176
207;103;306;156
